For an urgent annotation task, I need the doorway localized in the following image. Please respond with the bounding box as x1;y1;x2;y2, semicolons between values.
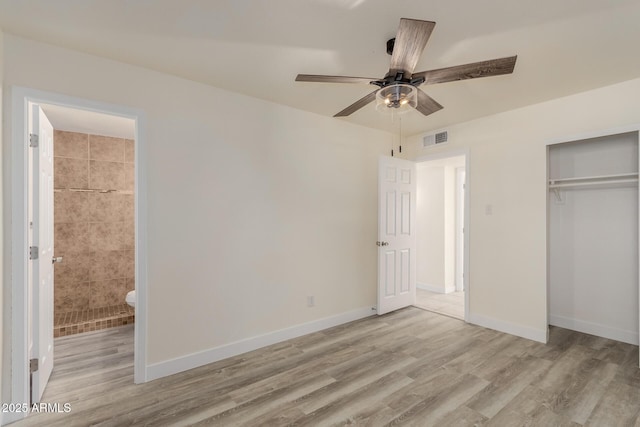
414;154;467;320
9;87;148;422
42;104;136;340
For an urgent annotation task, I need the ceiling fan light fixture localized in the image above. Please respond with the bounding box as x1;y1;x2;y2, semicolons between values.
296;18;517;118
376;84;417;114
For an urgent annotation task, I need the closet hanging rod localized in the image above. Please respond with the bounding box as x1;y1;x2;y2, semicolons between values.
549;178;638;189
549;172;638;185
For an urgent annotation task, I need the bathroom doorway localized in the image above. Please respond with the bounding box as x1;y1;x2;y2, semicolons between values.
10;87;147;418
44;103;136;338
414;154;467;320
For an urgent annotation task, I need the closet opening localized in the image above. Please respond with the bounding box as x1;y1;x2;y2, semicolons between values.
547;130;639;347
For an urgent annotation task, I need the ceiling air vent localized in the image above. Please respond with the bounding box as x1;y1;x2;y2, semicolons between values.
423;131;448;148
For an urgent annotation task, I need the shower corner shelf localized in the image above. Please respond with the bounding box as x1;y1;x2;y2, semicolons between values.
54;187;132;194
548;172;639;202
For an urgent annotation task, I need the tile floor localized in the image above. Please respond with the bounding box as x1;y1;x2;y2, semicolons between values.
53;303;134;337
415;288;464;320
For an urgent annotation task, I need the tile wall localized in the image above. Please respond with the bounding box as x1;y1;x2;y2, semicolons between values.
53;130;135;336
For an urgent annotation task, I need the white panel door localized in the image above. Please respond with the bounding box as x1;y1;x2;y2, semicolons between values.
31;105;55;403
377;156;416;315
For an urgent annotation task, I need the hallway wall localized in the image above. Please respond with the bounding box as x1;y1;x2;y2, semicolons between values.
416;157;464;294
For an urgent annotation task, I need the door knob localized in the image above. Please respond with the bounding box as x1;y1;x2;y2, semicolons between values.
52;256;63;264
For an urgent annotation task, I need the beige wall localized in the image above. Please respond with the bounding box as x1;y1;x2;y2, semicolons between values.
442;165;456;292
416;166;444;288
2;33;389;380
53;131;135;316
405;76;640;341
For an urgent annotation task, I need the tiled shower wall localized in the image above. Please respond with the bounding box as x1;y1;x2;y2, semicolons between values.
53;130;135;334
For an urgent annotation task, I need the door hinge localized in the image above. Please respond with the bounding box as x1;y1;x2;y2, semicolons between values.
29;246;39;260
30;358;39;373
29;133;39;148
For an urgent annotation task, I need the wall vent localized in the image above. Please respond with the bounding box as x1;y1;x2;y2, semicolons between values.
423;131;448;148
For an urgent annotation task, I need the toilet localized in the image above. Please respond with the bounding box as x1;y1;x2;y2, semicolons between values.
125;290;136;307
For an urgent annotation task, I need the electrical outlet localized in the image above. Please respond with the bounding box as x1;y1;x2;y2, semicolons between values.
307;296;315;307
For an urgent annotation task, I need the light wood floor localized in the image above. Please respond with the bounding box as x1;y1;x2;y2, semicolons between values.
414;289;464;320
13;307;640;426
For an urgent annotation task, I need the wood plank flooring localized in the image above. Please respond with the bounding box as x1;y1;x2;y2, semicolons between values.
12;307;640;426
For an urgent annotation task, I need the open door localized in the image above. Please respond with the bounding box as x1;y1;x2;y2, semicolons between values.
377;156;417;315
30;104;55;403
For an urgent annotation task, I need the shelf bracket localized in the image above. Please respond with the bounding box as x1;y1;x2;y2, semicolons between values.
552;187;563;202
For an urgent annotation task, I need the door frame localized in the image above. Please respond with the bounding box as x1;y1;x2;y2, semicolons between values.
8;86;149;421
415;149;470;321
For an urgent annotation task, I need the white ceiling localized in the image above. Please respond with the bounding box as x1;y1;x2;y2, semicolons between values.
40;103;135;139
2;0;640;136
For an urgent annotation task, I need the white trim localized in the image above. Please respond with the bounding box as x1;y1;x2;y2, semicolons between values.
415;147;468;164
550;314;638;345
468;312;547;343
146;307;375;381
8;87;149;423
416;282;455;294
8;86;30;425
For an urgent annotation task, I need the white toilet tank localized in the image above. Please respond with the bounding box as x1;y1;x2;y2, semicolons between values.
126;290;136;308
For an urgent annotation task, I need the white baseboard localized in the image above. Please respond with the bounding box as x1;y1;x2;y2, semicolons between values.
549;314;638;345
146;306;375;381
416;282;455;294
468;312;547;343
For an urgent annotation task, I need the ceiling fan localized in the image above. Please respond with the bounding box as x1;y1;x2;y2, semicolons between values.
296;18;517;118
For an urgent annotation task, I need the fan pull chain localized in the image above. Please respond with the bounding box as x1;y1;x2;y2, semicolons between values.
390;110;396;156
399;116;403;154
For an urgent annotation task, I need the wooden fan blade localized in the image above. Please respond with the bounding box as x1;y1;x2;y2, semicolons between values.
416;89;443;116
389;18;436;74
413;55;517;85
334;91;378;117
296;74;378;84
